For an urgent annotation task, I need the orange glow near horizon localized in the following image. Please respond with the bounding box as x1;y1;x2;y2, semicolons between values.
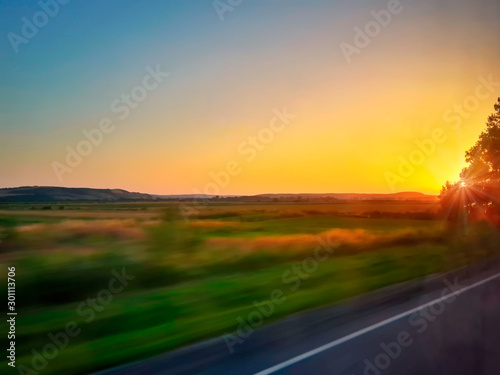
1;1;499;196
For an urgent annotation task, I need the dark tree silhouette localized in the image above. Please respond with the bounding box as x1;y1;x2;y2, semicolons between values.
440;98;500;227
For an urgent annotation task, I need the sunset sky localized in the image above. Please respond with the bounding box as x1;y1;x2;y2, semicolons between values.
1;0;499;195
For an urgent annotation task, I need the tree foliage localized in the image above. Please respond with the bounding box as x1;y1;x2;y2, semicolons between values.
440;98;500;224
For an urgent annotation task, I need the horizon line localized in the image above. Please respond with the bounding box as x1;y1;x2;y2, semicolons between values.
0;185;439;197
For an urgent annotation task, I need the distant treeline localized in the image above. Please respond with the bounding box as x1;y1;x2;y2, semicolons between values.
161;196;436;203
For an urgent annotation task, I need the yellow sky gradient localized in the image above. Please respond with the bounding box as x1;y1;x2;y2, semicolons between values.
1;1;499;195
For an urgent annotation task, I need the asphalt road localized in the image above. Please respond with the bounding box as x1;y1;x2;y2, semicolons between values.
97;266;500;375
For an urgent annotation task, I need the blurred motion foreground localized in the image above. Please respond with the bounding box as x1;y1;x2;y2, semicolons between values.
1;199;500;374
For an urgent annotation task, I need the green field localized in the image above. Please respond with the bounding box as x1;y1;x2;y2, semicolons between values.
1;201;497;374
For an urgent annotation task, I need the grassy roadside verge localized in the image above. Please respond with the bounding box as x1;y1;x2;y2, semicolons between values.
1;204;498;374
12;243;450;374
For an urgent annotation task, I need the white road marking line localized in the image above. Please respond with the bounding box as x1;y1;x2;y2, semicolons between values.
253;271;500;375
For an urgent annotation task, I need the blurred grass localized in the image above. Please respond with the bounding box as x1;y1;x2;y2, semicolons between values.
0;201;498;374
13;244;446;374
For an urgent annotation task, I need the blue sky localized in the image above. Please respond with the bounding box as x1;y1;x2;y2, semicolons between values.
1;0;499;194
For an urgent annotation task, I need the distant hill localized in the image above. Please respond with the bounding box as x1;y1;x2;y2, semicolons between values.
153;194;217;199
0;187;437;203
156;192;438;202
0;186;153;203
251;192;438;201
